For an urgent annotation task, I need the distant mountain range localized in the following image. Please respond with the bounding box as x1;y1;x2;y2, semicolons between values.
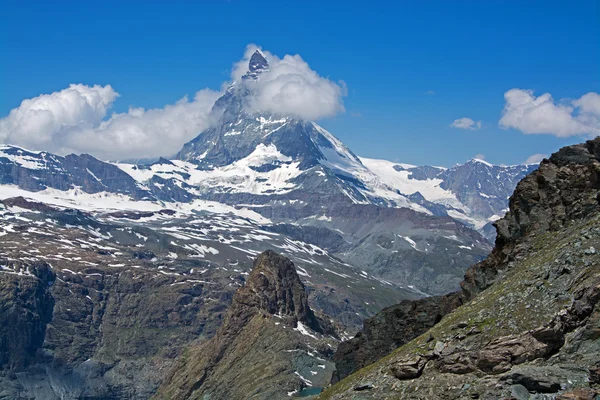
0;53;537;297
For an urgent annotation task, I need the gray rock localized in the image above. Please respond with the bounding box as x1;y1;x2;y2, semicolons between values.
584;246;596;255
511;384;531;400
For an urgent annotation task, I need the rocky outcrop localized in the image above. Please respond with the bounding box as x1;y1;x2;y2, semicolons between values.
322;137;600;399
463;137;600;299
229;250;324;333
156;250;337;400
0;245;236;399
331;292;463;383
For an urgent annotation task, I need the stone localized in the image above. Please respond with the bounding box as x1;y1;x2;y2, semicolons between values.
433;341;445;355
584;247;596;255
331;292;462;383
504;371;561;393
510;384;531;400
390;357;427;380
589;362;600;385
353;383;374;391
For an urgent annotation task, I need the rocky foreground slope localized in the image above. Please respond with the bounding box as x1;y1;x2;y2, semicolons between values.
320;138;600;399
155;250;338;399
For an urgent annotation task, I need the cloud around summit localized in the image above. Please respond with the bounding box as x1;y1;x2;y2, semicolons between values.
0;45;347;160
234;44;347;121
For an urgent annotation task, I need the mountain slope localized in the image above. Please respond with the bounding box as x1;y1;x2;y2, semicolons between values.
0;138;495;295
113;51;495;295
0;144;152;199
319;137;600;399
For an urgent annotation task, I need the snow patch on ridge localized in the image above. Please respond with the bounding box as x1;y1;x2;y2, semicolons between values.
0;146;49;170
359;157;455;202
311;123;432;214
0;185;271;224
117;143;301;196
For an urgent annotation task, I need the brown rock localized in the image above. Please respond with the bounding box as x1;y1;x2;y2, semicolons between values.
390;357;428;380
155;251;333;400
555;388;598;400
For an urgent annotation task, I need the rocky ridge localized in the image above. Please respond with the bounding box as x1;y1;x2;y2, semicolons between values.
156;250;338;399
320;137;600;399
331;292;463;384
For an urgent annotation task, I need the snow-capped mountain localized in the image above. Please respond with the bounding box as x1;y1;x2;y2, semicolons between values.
362;157;538;236
173;51;423;212
0;140;492;297
0;51;535;295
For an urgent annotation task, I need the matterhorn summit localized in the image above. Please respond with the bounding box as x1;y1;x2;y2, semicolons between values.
245;49;269;79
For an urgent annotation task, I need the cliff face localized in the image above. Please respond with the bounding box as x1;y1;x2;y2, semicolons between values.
323;137;600;399
0;225;237;400
156;251;338;400
0;194;414;399
0;261;55;370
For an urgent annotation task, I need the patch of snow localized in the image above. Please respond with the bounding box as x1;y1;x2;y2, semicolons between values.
294;372;313;387
293;321;317;339
359;157;456;202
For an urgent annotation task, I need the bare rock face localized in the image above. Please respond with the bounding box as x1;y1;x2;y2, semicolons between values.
233;250;323;332
463;136;600;299
0;261;55;369
496;138;600;242
156;251;336;400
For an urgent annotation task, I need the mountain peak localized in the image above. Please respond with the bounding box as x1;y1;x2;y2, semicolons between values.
466;158;493;167
248;50;269;74
240;250;321;330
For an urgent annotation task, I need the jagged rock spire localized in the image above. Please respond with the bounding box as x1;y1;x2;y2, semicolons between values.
244;50;269;80
249;50;268;72
232;250;321;332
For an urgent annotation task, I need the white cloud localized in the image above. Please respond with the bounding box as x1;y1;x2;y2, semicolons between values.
0;84;221;160
64;89;221;160
235;44;347;120
0;44;347;160
524;153;547;164
474;153;486;160
0;84;118;150
424;90;435;95
450;117;481;130
499;89;600;137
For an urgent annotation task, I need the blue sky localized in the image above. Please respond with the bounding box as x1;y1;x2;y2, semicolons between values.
1;0;599;166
